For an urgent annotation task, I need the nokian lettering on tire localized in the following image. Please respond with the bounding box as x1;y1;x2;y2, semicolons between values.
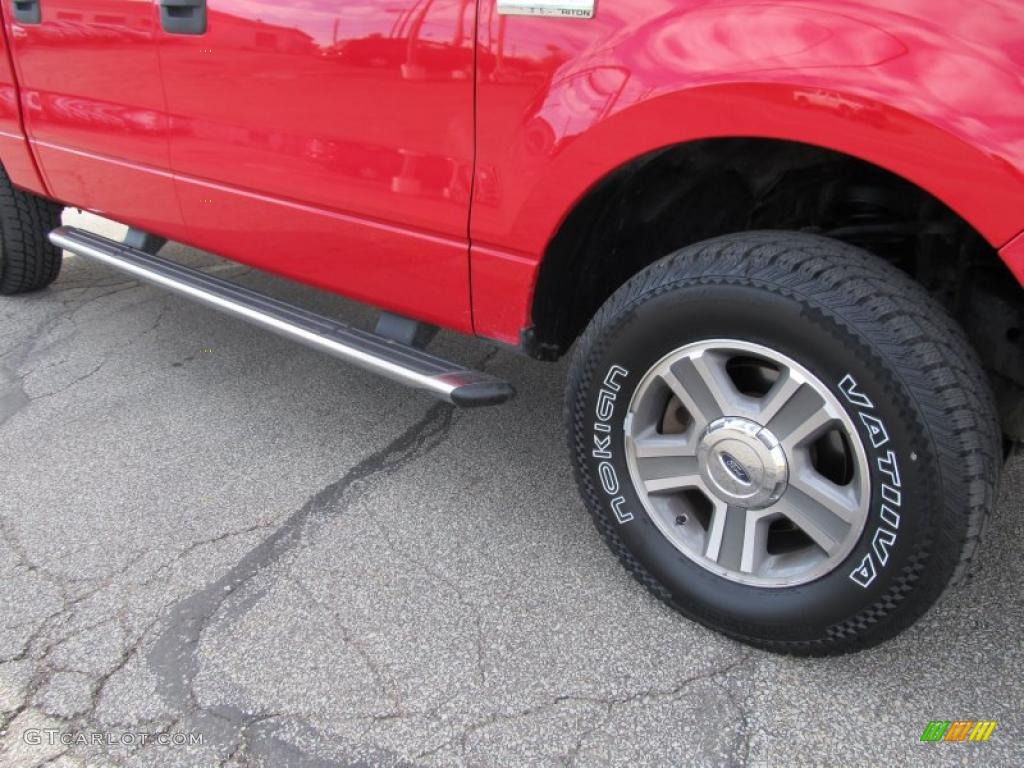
567;231;1000;655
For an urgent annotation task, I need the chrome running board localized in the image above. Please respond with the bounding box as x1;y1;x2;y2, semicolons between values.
49;226;514;407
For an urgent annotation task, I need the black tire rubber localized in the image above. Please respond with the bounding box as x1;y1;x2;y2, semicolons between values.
567;231;1000;655
0;165;63;295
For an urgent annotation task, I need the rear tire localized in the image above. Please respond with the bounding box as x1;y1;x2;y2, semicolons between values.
0;165;63;295
567;231;1000;655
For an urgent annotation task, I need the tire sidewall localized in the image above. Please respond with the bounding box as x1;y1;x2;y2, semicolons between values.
575;277;944;643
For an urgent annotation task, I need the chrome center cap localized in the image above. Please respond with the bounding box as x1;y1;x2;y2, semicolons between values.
696;417;788;509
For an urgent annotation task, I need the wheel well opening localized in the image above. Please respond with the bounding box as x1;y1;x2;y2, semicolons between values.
529;138;1024;435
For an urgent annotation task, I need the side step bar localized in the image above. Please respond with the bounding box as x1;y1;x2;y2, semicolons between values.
49;226;514;407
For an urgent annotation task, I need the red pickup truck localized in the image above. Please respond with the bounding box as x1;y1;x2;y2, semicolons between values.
0;0;1020;655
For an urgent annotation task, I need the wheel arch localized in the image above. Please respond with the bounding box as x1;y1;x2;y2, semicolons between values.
519;110;1024;434
527;123;1021;354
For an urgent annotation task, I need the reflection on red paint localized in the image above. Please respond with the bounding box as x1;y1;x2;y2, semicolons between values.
157;0;479;330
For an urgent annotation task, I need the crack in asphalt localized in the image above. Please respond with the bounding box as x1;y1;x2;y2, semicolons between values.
0;312;63;428
285;572;401;717
0;280;168;424
145;401;456;765
413;654;754;764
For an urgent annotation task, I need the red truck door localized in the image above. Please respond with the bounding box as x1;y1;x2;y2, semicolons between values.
2;0;184;236
158;1;477;332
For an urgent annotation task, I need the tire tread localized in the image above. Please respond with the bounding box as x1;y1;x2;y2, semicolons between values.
0;165;63;295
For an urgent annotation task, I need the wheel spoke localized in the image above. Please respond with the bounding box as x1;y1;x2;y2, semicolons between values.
690;349;744;417
767;384;837;450
703;500;731;563
756;368;805;425
771;482;855;555
661;350;743;428
638;455;702;494
704;503;768;574
741;509;777;575
788;459;862;524
659;367;714;435
631;433;696;459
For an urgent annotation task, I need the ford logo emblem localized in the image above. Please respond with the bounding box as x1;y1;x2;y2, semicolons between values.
720;452;751;484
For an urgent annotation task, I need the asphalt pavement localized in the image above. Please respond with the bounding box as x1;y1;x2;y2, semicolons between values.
0;211;1021;767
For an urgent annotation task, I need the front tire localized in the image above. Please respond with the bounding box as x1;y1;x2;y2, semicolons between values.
567;231;999;655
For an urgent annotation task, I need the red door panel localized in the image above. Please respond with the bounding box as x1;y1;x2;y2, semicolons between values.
159;0;477;332
0;12;46;195
4;0;184;237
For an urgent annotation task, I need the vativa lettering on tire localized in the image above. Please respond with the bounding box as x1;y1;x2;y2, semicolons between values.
838;373;902;589
593;364;631;524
